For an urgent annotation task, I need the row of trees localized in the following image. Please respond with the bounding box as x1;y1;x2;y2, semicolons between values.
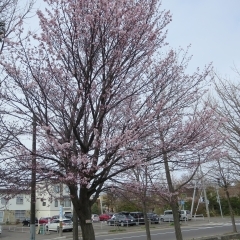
0;1;239;240
98;183;240;217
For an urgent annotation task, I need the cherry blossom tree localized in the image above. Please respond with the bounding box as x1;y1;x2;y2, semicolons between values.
123;47;224;240
0;1;223;240
0;0;35;191
0;0;35;53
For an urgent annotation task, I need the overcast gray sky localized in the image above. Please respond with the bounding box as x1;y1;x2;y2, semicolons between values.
161;0;240;81
32;0;240;81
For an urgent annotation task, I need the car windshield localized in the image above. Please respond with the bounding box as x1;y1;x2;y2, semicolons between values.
63;219;72;223
148;213;157;217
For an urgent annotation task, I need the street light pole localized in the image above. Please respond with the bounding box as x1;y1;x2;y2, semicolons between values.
0;21;5;42
216;186;223;219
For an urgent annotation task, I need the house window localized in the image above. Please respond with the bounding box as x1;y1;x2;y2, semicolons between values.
63;199;71;207
65;186;70;193
15;210;25;221
54;185;60;193
42;202;46;206
54;200;58;207
0;211;3;222
1;198;7;205
16;195;23;204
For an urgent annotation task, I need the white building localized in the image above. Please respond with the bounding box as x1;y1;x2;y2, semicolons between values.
36;184;72;218
0;184;73;223
0;189;31;223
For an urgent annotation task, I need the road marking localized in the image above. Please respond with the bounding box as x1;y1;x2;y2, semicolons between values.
103;224;236;240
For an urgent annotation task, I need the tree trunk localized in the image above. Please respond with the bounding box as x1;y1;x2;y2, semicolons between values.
143;201;151;240
163;151;183;240
170;199;182;240
225;188;237;233
73;188;96;240
73;207;79;240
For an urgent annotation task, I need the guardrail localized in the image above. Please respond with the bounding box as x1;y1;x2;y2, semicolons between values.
192;214;205;220
8;226;29;232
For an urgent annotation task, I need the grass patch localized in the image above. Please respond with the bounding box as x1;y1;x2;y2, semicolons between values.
109;228;127;233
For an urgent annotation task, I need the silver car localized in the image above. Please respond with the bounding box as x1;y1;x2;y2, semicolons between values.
45;218;73;232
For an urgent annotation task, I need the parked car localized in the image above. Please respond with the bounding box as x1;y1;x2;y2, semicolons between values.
22;218;38;226
39;217;52;224
159;210;174;222
51;215;60;220
91;214;100;222
180;210;192;221
130;212;145;224
147;213;159;224
64;213;73;219
45;218;73;232
159;210;192;222
118;211;130;215
99;214;112;221
107;214;136;226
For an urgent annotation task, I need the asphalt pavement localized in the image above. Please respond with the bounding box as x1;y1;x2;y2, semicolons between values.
0;216;238;240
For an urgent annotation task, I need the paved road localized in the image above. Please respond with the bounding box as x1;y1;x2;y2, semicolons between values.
96;223;240;240
1;217;239;240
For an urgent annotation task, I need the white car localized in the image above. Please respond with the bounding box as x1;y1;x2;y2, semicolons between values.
91;214;100;222
160;210;192;222
45;218;73;232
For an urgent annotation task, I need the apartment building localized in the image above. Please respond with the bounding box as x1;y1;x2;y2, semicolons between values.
0;184;72;223
0;189;31;223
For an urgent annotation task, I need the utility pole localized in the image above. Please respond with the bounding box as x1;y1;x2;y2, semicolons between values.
216;185;223;219
30;115;36;240
190;180;197;217
0;21;5;42
59;182;63;236
200;165;210;222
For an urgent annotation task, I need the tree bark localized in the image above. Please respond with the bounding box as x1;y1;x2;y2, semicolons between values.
73;188;96;240
163;150;183;240
73;206;79;240
225;188;237;233
143;201;151;240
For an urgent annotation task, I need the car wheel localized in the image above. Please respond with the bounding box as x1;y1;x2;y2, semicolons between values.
120;222;124;227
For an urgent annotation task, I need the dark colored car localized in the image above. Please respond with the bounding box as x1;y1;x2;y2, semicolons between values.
22;218;38;226
107;214;136;226
99;214;113;221
64;213;73;219
130;212;145;225
118;211;130;215
147;213;159;224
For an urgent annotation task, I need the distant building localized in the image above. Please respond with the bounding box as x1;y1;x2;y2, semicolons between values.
0;189;31;223
0;183;73;223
